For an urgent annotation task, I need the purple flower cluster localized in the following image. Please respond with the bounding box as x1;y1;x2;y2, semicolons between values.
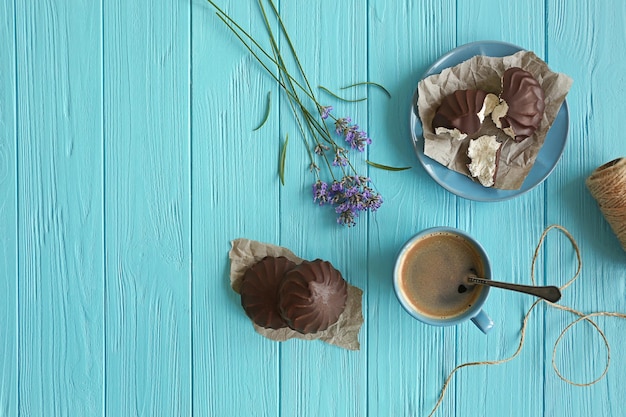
312;180;329;205
312;176;383;226
335;117;372;152
320;105;333;120
309;108;379;226
332;148;348;167
314;143;329;155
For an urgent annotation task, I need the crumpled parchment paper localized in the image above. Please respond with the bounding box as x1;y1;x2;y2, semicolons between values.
229;238;364;350
417;50;573;189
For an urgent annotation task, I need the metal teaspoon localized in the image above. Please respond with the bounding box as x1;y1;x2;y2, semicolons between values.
458;275;562;303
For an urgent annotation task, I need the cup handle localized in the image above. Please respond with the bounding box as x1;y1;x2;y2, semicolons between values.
471;309;494;334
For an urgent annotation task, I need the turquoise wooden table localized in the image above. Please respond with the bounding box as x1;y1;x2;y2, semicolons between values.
1;0;625;416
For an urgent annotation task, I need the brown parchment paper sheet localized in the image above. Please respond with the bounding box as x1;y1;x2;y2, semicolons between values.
229;238;364;350
417;50;573;189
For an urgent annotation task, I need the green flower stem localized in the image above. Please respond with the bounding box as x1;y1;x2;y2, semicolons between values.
265;0;322;115
279;134;289;185
209;0;385;226
366;160;412;171
319;85;367;103
253;91;272;131
283;78;315;164
217;0;341;168
214;4;323;175
257;1;319;170
215;16;297;99
302;111;336;148
264;0;336;141
341;81;392;98
257;1;342;181
298;107;357;179
215;10;334;163
282;85;336;185
257;1;323;148
212;0;362;183
209;1;320;107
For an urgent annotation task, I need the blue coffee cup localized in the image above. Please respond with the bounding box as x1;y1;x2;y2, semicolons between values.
393;227;494;334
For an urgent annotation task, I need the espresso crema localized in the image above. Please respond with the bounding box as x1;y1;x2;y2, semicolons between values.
398;232;486;319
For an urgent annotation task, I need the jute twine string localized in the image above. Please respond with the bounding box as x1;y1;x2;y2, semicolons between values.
427;225;626;417
586;157;626;252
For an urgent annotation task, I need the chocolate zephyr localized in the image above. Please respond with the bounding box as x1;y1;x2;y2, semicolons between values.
492;67;545;142
278;259;348;334
432;89;498;139
240;256;296;329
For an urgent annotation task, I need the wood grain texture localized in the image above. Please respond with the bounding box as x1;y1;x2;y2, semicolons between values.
103;0;191;416
544;1;626;416
192;1;281;416
15;0;104;415
4;0;626;416
366;0;458;415
276;1;369;416
454;1;547;416
0;1;17;416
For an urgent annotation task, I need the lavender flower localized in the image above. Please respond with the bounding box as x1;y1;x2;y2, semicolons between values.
366;192;383;212
336;204;358;226
209;0;387;227
330;181;344;204
334;117;371;152
312;180;329;205
332;148;349;167
308;114;380;225
312;175;383;226
334;117;352;135
346;128;371;152
331;180;343;192
320;105;333;120
314;144;329;155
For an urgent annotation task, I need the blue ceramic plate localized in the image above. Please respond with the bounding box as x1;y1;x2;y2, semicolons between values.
410;41;569;202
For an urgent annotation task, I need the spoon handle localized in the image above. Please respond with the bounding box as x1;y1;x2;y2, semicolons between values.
468;276;562;303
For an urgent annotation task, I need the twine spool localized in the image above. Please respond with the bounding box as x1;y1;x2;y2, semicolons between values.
586;158;626;253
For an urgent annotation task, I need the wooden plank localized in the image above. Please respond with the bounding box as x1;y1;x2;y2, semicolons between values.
545;1;626;416
273;1;369;416
456;0;545;47
366;1;458;415
103;1;191;416
191;1;281;416
454;1;547;416
0;1;17;415
15;0;104;415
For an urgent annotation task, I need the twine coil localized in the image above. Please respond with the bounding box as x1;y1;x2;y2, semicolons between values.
586;157;626;252
427;225;626;417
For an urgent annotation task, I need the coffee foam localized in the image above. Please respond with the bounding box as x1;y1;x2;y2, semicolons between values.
398;232;486;320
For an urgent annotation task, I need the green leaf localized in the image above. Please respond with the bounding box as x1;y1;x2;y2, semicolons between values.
318;85;366;103
253;91;272;131
366;160;411;171
341;81;391;99
279;134;289;185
